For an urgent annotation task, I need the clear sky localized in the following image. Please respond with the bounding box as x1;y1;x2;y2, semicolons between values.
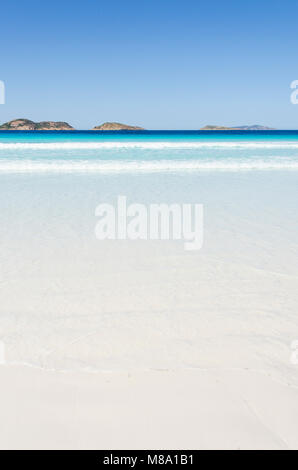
1;0;298;129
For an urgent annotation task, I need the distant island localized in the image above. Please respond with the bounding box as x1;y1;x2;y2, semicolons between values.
0;119;145;131
0;119;74;130
201;125;275;130
92;122;145;131
0;119;275;131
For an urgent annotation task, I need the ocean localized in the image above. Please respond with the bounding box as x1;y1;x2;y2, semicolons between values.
0;130;298;382
1;130;298;172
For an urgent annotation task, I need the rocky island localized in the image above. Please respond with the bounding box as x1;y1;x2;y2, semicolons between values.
92;122;144;131
201;125;274;130
0;119;274;131
0;119;74;130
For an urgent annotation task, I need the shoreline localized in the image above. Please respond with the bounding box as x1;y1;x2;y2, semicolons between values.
0;157;297;450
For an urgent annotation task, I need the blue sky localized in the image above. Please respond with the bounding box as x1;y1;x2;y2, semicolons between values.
1;0;298;129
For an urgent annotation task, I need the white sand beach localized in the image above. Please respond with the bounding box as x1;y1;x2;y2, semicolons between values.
0;365;298;450
2;0;298;451
0;170;298;449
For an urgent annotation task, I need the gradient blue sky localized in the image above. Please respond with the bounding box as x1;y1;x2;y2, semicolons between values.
1;0;298;129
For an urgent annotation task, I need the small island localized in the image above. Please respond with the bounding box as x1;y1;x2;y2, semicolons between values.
0;119;74;130
92;122;145;131
201;125;275;130
0;119;275;131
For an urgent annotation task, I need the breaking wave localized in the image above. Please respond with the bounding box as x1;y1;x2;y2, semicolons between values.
0;159;298;173
1;141;298;150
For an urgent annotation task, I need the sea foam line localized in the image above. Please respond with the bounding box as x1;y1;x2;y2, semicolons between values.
1;141;298;150
0;159;298;173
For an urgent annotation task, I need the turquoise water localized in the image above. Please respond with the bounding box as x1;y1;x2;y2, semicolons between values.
1;130;298;375
1;130;298;171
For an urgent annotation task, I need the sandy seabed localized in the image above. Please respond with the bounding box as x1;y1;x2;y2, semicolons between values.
1;171;298;449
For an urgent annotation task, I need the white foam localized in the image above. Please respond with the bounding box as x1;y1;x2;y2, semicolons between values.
0;159;298;173
1;141;298;150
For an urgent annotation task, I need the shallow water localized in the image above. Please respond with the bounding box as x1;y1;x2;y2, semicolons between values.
0;132;297;383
